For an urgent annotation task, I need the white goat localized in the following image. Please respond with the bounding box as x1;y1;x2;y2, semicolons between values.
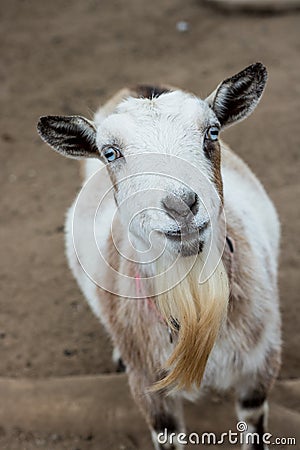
38;63;281;450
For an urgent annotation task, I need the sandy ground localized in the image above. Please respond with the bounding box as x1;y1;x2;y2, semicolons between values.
0;0;299;448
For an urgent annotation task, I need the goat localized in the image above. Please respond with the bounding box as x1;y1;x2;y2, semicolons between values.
37;63;281;450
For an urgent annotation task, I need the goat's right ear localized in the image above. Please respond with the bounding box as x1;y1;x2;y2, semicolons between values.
37;116;99;159
205;63;268;128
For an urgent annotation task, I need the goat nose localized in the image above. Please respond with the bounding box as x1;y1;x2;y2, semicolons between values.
162;191;199;218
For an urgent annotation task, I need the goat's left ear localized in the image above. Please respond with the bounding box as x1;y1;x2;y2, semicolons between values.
37;115;99;159
205;62;268;128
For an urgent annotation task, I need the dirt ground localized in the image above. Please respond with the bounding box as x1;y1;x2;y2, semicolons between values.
0;0;299;448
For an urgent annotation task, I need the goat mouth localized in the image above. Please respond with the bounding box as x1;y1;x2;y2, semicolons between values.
164;231;197;241
163;221;209;241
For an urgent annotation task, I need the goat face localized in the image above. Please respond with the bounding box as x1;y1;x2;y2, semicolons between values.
94;91;222;258
37;63;268;260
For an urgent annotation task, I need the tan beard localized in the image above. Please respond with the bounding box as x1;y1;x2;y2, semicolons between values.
152;250;229;392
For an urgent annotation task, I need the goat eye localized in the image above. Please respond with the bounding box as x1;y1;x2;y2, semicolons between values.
103;146;121;162
205;126;219;141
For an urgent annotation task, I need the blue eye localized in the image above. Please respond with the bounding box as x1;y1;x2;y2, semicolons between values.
206;126;219;141
103;146;122;162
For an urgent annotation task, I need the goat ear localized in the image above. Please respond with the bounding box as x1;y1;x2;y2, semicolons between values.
37;115;99;159
205;63;268;128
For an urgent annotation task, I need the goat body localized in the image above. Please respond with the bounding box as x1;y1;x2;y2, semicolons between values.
38;64;281;450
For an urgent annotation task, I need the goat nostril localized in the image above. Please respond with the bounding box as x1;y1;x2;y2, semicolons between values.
162;192;199;218
186;192;198;215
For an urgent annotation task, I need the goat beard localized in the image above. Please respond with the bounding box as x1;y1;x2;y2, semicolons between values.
151;249;229;392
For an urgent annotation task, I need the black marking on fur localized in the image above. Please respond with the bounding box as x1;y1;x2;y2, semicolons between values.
226;236;234;253
170;317;180;331
239;391;266;409
116;357;126;373
252;414;265;450
153;412;178;434
197;240;204;254
134;84;171;99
